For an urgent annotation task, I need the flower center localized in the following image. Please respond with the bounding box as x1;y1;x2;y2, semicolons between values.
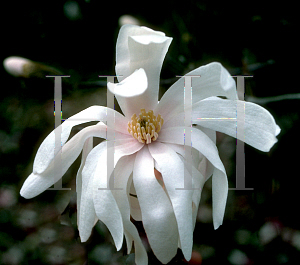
127;109;164;144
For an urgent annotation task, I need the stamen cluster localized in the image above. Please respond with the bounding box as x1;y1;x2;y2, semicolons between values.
128;109;164;144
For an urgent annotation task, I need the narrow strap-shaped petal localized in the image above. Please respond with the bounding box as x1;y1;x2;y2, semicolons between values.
192;97;280;152
115;25;172;115
158;126;228;229
92;139;144;250
155;62;237;123
174;152;205;230
211;167;228;229
112;155;148;265
20;123;108;199
159;128;215;180
161;143;201;180
198;155;215;181
133;146;179;264
154;142;204;233
92;144;123;250
112;156;135;253
33;106;129;174
79;141;106;242
148;142;194;261
76;137;93;228
129;188;142;221
79;136;139;242
194;126;215;180
116;25;167;81
107;69;148;118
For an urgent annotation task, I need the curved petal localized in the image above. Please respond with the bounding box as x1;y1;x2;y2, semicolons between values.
148;142;194;260
112;155;148;265
20;123;108;199
116;24;172;113
133;146;179;264
129;181;142;221
158;126;228;229
198;155;214;181
174;152;205;229
33;106;129;174
164;141;214;182
158;127;215;181
154;143;205;235
92;139;144;250
92;143;124;250
194;126;215;180
211;167;228;230
76;137;93;228
162;111;185;128
107;68;148;118
162;143;201;177
192;97;280;152
155;62;237;123
79;141;106;242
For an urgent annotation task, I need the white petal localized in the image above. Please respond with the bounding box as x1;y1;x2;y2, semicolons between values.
112;155;148;265
33;106;129;174
92;143;123;250
198;155;214;181
195;126;216;144
174;152;205;229
116;25;165;80
79;141;106;242
156;140;205;228
115;25;172;114
212;167;228;229
192;97;280;151
133;146;179;264
112;156;135;252
158;126;228;229
20;123;108;199
79;134;136;240
127;174;143;221
162;143;201;177
159;128;215;181
92;139;144;250
155;62;237;123
76;137;93;228
107;69;148;117
162;112;185;128
108;68;147;98
148;142;194;260
194;126;215;180
129;191;142;221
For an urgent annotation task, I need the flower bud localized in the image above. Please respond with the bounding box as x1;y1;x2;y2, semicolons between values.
3;56;32;77
119;15;140;26
3;56;63;78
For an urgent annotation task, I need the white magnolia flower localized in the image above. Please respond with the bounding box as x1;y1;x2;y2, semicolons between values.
20;25;280;264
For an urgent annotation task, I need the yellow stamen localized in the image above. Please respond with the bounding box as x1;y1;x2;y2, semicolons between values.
128;109;164;144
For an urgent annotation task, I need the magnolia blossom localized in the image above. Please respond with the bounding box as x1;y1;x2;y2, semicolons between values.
20;25;280;264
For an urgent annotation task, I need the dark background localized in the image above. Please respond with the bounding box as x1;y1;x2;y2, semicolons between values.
1;0;299;264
